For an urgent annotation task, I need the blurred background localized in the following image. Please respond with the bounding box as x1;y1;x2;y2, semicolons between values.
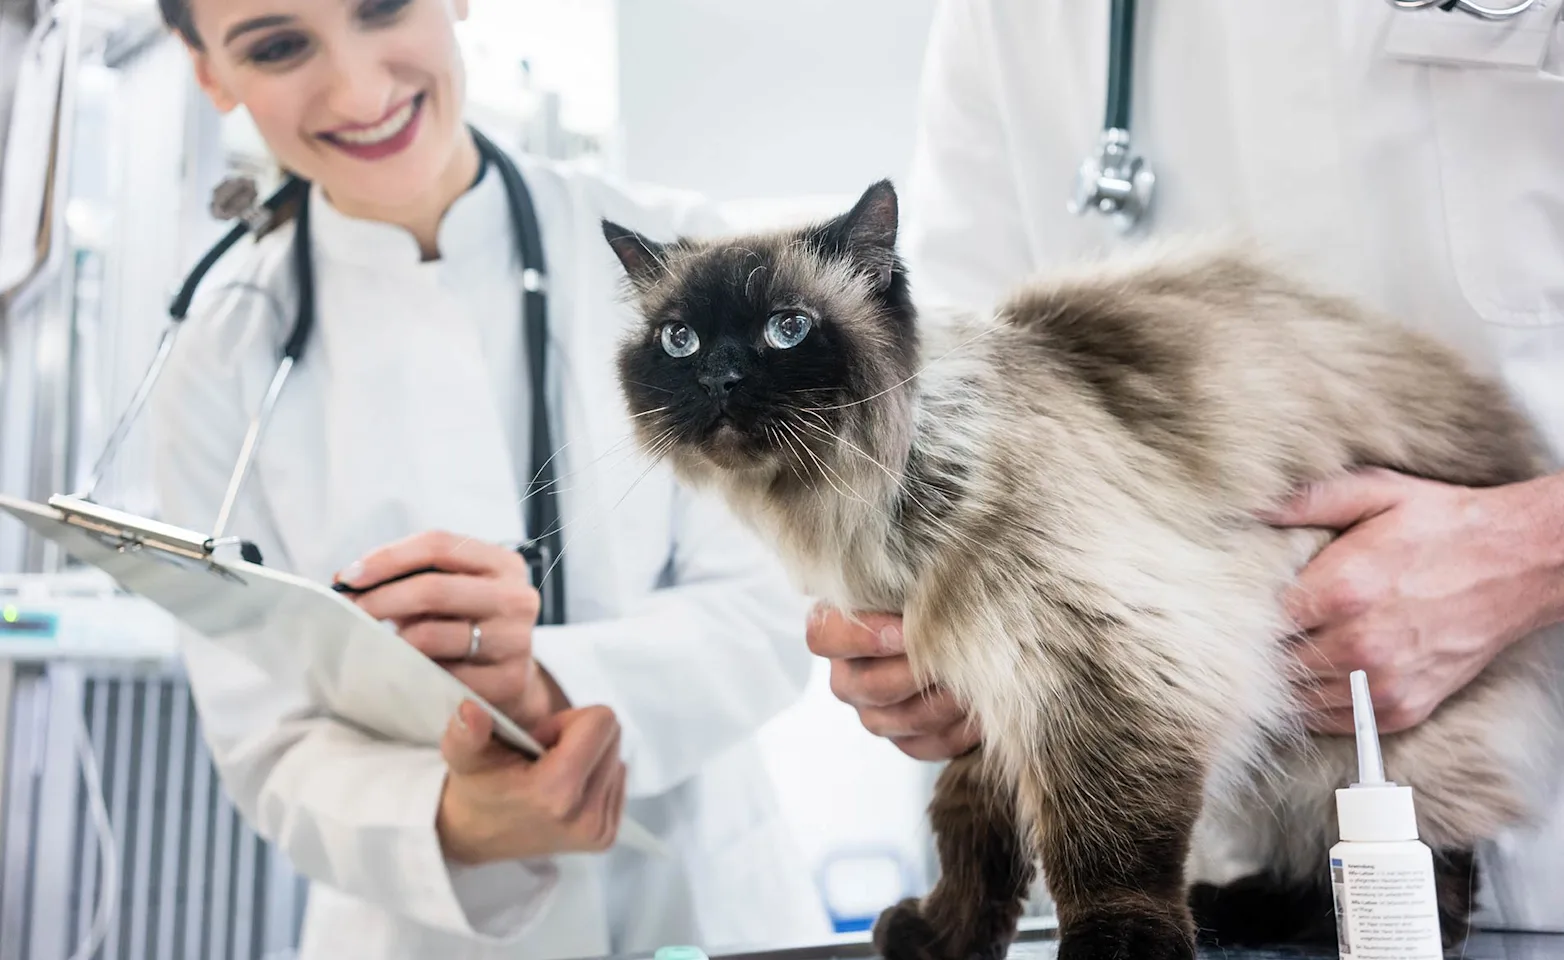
0;1;1060;957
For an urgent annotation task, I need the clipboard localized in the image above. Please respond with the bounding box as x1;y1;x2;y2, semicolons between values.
0;492;668;858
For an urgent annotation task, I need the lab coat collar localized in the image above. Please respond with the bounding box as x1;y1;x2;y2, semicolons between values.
305;158;513;272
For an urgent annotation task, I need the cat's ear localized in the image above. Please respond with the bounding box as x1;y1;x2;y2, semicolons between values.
832;179;900;291
602;220;669;288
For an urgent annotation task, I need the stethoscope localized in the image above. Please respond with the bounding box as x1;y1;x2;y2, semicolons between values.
62;126;567;626
1070;0;1542;232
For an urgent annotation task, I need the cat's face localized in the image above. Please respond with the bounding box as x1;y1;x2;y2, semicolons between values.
605;181;918;480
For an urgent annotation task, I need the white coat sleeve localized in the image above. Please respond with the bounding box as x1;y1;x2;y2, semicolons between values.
902;0;1038;312
149;286;561;943
530;481;815;799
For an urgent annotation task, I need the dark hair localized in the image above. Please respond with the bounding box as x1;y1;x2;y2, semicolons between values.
158;0;202;48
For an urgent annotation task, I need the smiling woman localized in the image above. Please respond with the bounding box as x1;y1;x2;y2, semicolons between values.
162;0;480;259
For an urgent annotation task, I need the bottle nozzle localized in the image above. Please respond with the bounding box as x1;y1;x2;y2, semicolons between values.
1351;669;1386;786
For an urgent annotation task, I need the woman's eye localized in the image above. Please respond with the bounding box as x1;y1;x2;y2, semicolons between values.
358;0;412;24
247;32;310;65
764;311;813;350
660;323;700;358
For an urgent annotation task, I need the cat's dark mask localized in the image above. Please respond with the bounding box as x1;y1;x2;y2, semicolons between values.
603;180;919;477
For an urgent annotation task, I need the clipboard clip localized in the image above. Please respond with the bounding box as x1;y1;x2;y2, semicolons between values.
45;494;262;582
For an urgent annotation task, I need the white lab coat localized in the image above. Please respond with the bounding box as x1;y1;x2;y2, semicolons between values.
149;148;833;959
903;0;1564;930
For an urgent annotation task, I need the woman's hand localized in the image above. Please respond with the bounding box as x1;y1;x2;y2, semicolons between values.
438;702;627;863
1267;468;1564;734
806;604;979;761
337;531;567;729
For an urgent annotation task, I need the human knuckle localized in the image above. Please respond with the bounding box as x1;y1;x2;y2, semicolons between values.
827;661;855;703
857;707;893;739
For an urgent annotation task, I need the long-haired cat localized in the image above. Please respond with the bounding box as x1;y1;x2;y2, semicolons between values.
600;181;1564;960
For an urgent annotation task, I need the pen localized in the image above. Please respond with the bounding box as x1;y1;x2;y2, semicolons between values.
330;541;541;596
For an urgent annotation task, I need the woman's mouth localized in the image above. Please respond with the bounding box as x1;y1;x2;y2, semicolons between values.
319;93;425;161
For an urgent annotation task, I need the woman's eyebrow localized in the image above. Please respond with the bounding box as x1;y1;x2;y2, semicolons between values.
224;14;296;46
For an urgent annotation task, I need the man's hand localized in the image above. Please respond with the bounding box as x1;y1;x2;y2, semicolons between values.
1267;468;1564;734
437;702;626;863
338;531;568;729
806;604;979;761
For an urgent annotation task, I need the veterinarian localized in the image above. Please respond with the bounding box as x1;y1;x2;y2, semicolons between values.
810;0;1564;931
146;1;831;957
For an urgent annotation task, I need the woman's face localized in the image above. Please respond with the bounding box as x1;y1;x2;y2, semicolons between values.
184;0;471;211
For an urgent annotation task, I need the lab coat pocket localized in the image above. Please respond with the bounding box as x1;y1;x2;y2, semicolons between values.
1428;66;1564;327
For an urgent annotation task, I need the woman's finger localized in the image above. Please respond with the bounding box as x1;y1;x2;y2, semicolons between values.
401;618;528;664
355;573;519;623
337;530;526;589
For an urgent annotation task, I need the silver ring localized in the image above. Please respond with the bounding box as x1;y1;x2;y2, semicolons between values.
467;622;482;660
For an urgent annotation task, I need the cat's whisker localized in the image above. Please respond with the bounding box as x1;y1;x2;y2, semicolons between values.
788;416;986;554
534;429;682;589
807;324;1005;413
781;420;868;505
623;379;675;396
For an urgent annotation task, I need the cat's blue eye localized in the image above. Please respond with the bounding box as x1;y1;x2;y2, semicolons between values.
661;323;700;358
765;311;813;350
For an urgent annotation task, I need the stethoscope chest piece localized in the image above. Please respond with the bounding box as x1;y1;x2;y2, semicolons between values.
1070;0;1154;233
1069;127;1155;233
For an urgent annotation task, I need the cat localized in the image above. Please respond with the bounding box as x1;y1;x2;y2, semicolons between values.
599;180;1564;960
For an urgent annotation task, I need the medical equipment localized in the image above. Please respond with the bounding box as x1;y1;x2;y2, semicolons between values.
1070;0;1544;232
0;571;178;661
1069;0;1153;232
1329;670;1444;959
46;125;568;627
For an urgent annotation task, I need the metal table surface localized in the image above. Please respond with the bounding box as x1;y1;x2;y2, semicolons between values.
642;921;1564;960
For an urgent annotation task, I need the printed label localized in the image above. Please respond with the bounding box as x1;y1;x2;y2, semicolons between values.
1334;855;1443;960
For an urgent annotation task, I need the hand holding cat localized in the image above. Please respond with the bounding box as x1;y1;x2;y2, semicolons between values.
1267;468;1564;735
337;530;569;730
806;604;980;761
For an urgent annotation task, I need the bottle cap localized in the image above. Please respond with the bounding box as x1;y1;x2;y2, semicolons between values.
1335;670;1420;842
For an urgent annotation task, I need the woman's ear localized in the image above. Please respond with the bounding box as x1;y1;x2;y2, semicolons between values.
189;48;240;114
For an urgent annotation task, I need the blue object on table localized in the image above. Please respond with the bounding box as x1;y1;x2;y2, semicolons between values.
654;947;709;960
815;845;920;934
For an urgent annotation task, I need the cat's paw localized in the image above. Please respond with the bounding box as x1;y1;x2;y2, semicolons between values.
1057;906;1195;960
871;898;1011;960
873;899;944;960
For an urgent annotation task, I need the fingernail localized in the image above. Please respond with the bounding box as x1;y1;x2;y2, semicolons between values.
455;707;470;733
338;560;364;585
879;624;903;649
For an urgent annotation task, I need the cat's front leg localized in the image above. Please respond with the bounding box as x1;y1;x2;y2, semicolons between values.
901;561;1217;960
1024;730;1205;960
872;749;1034;960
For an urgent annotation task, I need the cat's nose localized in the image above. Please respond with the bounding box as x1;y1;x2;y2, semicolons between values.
699;369;744;400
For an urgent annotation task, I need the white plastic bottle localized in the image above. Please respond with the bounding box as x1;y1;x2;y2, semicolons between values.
1329;670;1444;960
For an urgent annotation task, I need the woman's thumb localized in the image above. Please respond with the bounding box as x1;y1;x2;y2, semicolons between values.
441;701;494;775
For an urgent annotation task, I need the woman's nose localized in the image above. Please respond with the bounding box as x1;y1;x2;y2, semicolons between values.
323;49;397;126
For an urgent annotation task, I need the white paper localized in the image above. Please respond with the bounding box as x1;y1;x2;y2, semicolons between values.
1384;0;1562;69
